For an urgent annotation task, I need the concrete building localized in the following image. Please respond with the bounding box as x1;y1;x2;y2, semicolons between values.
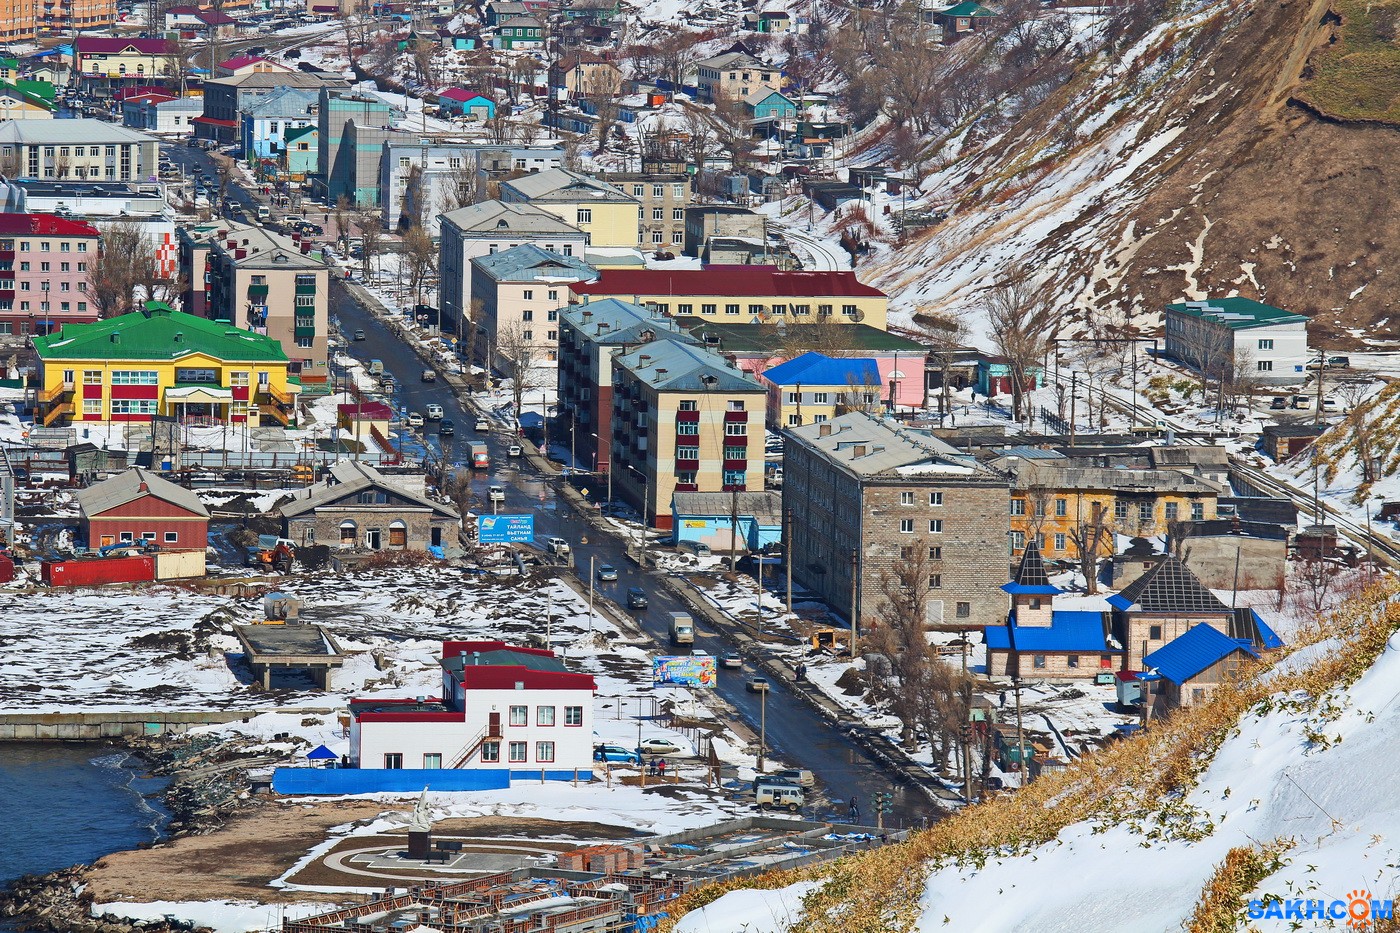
784;411;1011;629
1175;518;1289;590
671;490;781;552
279;460;460;550
439;200;589;341
239;86;319;161
602;173;691;249
204;221;330;385
469;244;596;371
759;352;882;428
498;168;640;248
379;139;478;234
123;94;201;135
73;38;175;81
0;213;101;335
474;144;566;187
316;89;399;206
3;180;180;282
198;71;335;146
557;298;696;473
694;51;782;103
349;640;596;772
1164;297;1311;384
683;205;767;258
0;119;159;183
77;466;210;550
570;267;889;330
609;338;767;529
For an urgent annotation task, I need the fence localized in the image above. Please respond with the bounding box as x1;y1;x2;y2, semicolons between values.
179;449;412;469
270;767;589;794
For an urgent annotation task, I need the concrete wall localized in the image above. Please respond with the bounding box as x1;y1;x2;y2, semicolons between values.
0;709;255;740
1181;535;1287;590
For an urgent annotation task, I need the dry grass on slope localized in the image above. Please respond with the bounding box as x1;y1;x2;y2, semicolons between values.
662;579;1400;933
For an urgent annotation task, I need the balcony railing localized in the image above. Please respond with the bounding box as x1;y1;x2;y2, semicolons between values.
37;381;73;403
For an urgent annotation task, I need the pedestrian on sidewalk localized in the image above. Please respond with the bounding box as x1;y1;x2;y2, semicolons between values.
849;797;860;822
658;758;667;779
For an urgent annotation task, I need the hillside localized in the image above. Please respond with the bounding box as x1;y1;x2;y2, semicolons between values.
857;0;1400;346
666;581;1400;933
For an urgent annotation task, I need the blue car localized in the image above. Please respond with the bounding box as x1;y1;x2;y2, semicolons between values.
593;744;641;765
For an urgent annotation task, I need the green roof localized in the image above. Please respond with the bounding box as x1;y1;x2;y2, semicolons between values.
941;2;996;15
678;318;927;354
33;302;289;363
1165;297;1309;330
0;81;54;110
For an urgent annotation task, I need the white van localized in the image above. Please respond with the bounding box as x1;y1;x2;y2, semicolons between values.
755;783;805;811
256;205;271;222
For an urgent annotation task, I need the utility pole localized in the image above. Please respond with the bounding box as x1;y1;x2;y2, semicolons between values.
961;721;973;802
755;551;763;635
1069;371;1077;447
784;498;793;615
587;555;595;633
1313;348;1325;425
1014;677;1027;785
848;547;858;658
757;686;766;773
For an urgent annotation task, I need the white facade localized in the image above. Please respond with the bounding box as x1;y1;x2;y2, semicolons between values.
1164;299;1311;385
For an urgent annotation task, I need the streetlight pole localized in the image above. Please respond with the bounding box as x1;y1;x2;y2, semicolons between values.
587;555;595;633
755;550;763;635
757;686;766;773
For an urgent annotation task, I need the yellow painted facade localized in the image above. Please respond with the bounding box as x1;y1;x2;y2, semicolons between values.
532;199;640;248
1009;484;1218;560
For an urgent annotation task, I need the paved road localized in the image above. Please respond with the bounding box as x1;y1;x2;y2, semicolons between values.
328;283;934;826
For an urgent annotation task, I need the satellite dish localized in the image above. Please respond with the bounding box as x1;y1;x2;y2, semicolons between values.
851;309;866;322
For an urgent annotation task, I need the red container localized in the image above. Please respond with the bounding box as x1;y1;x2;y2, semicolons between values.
42;556;156;587
0;554;13;584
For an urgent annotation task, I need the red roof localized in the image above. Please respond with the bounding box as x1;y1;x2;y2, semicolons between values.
192;116;237;127
444;639;554;657
197;9;238;24
572;266;887;300
460;666;596;691
218;54;267;70
124;92;177;104
337;401;394;420
74;37;176;55
439;87;488;102
0;214;100;238
112;85;170;100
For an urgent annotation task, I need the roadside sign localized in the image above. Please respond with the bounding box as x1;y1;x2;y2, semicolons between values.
477;514;534;543
652;656;717;688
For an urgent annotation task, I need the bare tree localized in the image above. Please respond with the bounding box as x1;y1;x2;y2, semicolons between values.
438;157;480;214
88;221;150;318
332;195;353;249
863;546;937;750
412;37;438;89
917;309;969;418
402;225;437;309
652;31;700;97
711;92;758;172
495;321;541;428
356;212;383;280
485;110;516;145
1067;500;1112;594
981;261;1057;422
682;105;717;176
0;149;20;177
585;68;622;153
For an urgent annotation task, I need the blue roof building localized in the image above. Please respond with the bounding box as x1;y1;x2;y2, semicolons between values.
1143;624;1259;709
759;352;883;428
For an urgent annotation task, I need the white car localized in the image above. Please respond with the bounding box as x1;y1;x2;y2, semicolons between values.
488;485;506;502
475;418;490;432
406;412;424;428
425;404;444;420
546;536;571;557
638;737;690;757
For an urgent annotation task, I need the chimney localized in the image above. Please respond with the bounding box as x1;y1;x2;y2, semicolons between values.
173;332;183;342
818;423;832;437
138;481;148;492
472;651;480;665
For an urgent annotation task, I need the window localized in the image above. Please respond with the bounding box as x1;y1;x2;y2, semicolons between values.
900;491;915;505
82;399;101;415
164;532;178;543
82;370;101;384
652;230;664;244
1164;501;1179;521
1032;655;1046;669
956;601;971;619
423;753;442;768
564;705;583;726
111;399;157;415
480;741;500;762
1149;624;1163;640
1055;498;1067;517
522;289;534;300
787;392;801;404
818;304;833;316
728;400;745;411
1054;532;1066;551
1010;530;1026;550
509;704;528;726
725;303;740;315
928;574;942;589
1114;500;1128;521
813;392;829;404
523;329;533;340
632;184;644;196
536;741;555;763
929;492;944;506
725;422;746;435
1010;499;1026;516
1257;360;1273;372
787;414;801;425
929;519;943;533
652;207;664;221
508;742;528;762
723;470;747;486
1139;502;1152;522
677;421;699;435
929;546;942;560
673;207;684;220
899;519;914;533
522;309;534;321
383;753;403;769
1258;338;1274;350
112;370;158;385
577;208;592;223
537;706;555;726
1068;655;1080;668
1192;502;1204;520
723;445;745;460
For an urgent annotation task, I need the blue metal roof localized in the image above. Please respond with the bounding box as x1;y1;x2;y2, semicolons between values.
306;744;337;760
1143;624;1259;685
1002;582;1061;595
761;351;880;388
1250;609;1284;650
985;610;1111;652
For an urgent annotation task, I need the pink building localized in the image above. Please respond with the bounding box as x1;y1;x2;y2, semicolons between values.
0;213;102;336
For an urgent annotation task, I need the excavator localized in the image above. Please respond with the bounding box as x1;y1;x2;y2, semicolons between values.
249;535;297;574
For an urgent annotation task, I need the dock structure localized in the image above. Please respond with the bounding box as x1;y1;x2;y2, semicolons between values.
234;623;345;690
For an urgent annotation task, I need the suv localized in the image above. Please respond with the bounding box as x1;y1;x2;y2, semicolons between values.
593;744;641;765
773;768;815;787
438;419;455;436
545;536;571;558
626;587;648;609
425;404;444;420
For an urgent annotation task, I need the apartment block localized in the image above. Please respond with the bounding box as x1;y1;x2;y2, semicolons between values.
0;0;37;42
609;338;767;529
1164;296;1311;384
316;89;399;206
468;244;595;372
0;213;101;335
784;412;1011;629
694;51;782;103
0;119;159;183
602;173;691;249
498;168;640;248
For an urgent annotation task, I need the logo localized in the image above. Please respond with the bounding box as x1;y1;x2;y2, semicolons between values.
1247;890;1393;928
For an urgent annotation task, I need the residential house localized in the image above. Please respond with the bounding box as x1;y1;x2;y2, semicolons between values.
3;179;178;281
281;125;319;179
204;221;330;383
1164;297;1311;384
0;119;160;183
0;82;55;119
1142;624;1259;710
985;541;1120;678
549;52;622;100
485;0;528;25
784;411;1011;628
937;1;996;40
123;94;201;135
569;267;890;330
492;15;544;49
609;338;768;528
31;301;298;428
759;352;882;428
437;88;495;119
744;89;797;121
77;466;210;551
469;244;596;371
975;354;1043;396
306;0;358;14
746;9;792;32
557;298;696;473
164;5;239;37
239;86;318;162
73;38;176;82
601;173;691;250
279;460;461;550
439;200;589;341
498;168;640;248
216;55;293;78
0;213;101;335
199;70;336;146
683;205;767;258
671;490;782;552
1107;556;1234;670
694;51;782;103
562;0;618;22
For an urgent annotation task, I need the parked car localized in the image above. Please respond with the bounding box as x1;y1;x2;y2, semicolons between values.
488;485;505;502
545;536;571;557
637;737;687;756
596;563;618;582
406;411;424;428
508;444;523;457
1269;396;1287;410
1328;355;1352;368
773;768;815;787
746;676;771;693
475;418;490;432
626;586;648;609
1322;397;1341;412
438;419;455;436
720;652;743;669
1291;396;1313;410
421;369;437;382
425;403;444;420
593;744;641;765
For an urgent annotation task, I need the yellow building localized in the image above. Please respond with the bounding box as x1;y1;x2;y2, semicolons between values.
33;302;299;427
570;267;890;330
74;37;177;80
498;167;640;248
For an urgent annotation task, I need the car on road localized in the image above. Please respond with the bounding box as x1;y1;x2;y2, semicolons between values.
545;536;571;558
421;369;436;382
406;411;424;428
720;652;743;669
475;418;490;432
593;744;641;765
508;444;522;457
626;587;648;609
746;676;771;693
596;564;618;582
1269;396;1287;410
353;329;365;341
637;737;688;756
425;404;444;420
488;485;505;502
773;768;815;787
1328;355;1352;368
438;419;455;436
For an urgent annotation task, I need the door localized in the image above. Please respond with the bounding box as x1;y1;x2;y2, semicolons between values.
366;529;382;549
389;521;407;547
488;711;501;737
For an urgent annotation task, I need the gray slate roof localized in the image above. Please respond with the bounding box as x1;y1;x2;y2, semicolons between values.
0;119;156;145
501;168;635;203
1108;556;1230;614
561;298;695;346
786;411;988;478
441;648;567;675
672;491;782;525
279;461;460;520
613;338;764;392
441;199;585;236
471;243;596;283
77;467;210;520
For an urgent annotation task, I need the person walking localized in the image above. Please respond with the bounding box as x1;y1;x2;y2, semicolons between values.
657;758;668;780
849;797;860;821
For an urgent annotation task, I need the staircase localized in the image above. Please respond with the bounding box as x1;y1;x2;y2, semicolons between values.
41;401;73;426
447;721;503;769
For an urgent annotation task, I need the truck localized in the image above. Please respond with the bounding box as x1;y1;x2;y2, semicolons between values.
669;611;695;645
470;442;489;469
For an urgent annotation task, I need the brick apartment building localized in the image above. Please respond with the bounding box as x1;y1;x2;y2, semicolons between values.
601;173;691;249
784;411;1011;629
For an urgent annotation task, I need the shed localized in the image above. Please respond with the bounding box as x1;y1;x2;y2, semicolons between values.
670;491;782;553
76;466;210;551
1260;423;1327;461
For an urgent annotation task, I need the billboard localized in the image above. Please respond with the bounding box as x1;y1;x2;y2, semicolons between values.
652;655;717;688
477;514;534;543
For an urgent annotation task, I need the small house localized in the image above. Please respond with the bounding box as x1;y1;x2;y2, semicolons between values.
976;354;1045;397
1143;624;1259;710
670;491;782;553
937;1;996;40
1107;556;1234;670
438;87;496;120
336;401;394;452
1260;422;1327;461
744;88;797;122
77;466;210;551
278;460;461;551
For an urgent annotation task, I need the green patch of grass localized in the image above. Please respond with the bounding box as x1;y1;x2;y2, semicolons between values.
1296;0;1400;123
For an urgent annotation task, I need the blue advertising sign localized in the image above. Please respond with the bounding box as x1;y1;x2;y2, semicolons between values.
652;656;717;688
477;514;534;543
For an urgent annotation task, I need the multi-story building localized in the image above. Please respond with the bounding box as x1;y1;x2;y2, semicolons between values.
32;301;298;428
558;298;695;473
0;82;54;119
349;640;596;773
602;173;690;250
609;338;767;528
73;38;175;82
1164;297;1310;384
379;139;478;234
176;221;221;318
498;168;640;248
203;221;330;384
548;51;622;99
758;352;883;428
469;244;595;372
784;411;1011;629
439;200;589;340
238;86;318;161
316;89;399;205
0;120;159;183
199;70;335;146
683;205;767;258
0;213;101;336
474;144;566;188
0;0;37;43
570;267;890;329
3;179;179;281
694;51;782;103
122;94;201;135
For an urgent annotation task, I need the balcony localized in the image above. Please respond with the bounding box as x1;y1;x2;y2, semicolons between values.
723;458;749;470
724;410;749;422
246;283;269;298
676;409;700;422
294;283;317;295
675;458;699;471
293;325;317;338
